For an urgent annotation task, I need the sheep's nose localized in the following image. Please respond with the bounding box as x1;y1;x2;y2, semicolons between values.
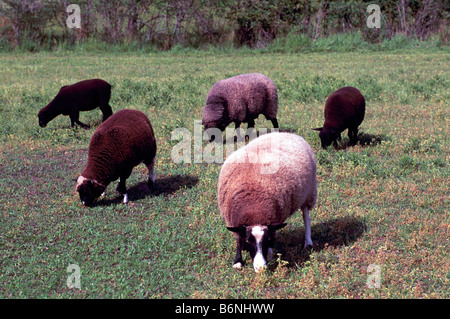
253;254;267;273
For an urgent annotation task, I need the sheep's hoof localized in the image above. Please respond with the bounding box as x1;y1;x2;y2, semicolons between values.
254;265;267;273
302;242;313;252
122;193;129;204
233;262;243;270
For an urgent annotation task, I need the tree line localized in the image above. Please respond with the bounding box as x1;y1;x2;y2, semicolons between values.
0;0;448;50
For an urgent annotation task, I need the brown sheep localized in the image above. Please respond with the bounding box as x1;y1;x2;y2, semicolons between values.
202;73;278;140
38;78;113;129
76;109;156;206
313;86;365;148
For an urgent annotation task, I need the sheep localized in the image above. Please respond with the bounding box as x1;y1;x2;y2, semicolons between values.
313;86;365;149
38;78;113;129
202;73;278;140
76;109;156;206
218;132;317;272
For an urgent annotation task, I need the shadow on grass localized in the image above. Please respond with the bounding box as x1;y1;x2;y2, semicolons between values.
336;132;389;150
271;216;367;269
95;174;199;206
277;127;299;134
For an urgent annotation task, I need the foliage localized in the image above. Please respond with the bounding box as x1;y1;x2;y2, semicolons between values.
0;0;448;51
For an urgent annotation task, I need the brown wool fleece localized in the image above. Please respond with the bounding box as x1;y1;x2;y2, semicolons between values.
202;73;278;130
80;109;156;187
322;86;366;134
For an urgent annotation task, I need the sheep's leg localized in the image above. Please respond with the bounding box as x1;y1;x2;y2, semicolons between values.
145;157;156;189
76;120;90;129
267;247;273;261
234;122;244;142
116;178;128;204
271;118;279;129
302;208;313;249
348;127;358;145
246;119;256;140
98;87;113;121
70;112;90;129
99;104;113;122
232;236;245;269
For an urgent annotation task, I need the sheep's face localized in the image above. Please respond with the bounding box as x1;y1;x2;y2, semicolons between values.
76;177;106;206
38;113;48;128
228;223;287;272
318;128;339;149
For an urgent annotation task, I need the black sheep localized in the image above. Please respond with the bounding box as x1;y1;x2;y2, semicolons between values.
313;86;365;149
38;78;113;128
76;109;157;206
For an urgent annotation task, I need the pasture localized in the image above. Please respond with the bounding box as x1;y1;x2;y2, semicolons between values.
0;48;448;298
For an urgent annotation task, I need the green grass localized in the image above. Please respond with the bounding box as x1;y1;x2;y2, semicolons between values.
0;48;449;298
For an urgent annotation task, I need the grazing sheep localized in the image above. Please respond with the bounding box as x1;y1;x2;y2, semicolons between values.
38;78;113;128
202;73;278;139
218;132;317;272
313;86;365;149
76;109;156;206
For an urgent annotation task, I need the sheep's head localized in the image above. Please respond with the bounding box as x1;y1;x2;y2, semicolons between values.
202;103;228;139
202;118;226;142
227;223;287;272
76;176;106;206
38;111;48;128
313;127;339;149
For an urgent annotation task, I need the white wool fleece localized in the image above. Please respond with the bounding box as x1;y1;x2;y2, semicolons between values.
218;132;317;228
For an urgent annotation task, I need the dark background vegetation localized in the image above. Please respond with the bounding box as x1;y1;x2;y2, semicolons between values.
0;0;448;51
0;0;448;299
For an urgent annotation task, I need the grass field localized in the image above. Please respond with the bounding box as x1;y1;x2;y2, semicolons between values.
0;48;448;298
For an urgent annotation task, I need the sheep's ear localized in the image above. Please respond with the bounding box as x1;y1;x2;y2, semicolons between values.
312;127;323;132
227;226;246;235
268;223;287;232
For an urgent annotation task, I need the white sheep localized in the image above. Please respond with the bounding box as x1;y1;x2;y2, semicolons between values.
218;132;317;272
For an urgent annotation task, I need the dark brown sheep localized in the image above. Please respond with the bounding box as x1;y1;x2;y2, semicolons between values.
313;86;365;149
202;73;278;140
38;78;113;128
76;109;157;206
